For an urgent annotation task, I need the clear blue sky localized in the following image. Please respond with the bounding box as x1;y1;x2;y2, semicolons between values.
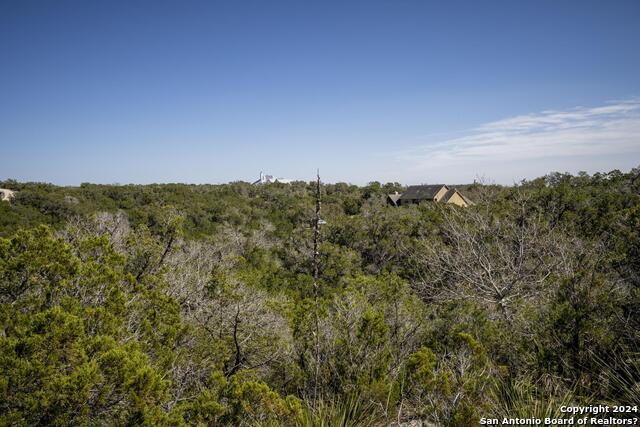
1;0;639;185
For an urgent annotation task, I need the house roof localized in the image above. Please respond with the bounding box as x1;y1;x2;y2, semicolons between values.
399;185;447;201
459;193;475;206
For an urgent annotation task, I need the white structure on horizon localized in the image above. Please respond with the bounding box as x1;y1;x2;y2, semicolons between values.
253;171;293;185
0;188;16;202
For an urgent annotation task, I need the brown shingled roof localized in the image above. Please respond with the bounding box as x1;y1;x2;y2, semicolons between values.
398;185;447;201
459;193;475;206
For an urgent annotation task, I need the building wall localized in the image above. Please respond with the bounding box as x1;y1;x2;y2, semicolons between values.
445;192;468;207
432;186;449;202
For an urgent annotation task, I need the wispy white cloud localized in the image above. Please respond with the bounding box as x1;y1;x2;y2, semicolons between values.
394;99;640;183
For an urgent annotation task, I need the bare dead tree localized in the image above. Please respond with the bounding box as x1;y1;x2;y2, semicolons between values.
412;190;564;324
312;169;322;401
162;232;292;407
61;210;131;252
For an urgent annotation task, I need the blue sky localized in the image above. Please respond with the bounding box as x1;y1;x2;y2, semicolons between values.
1;0;639;185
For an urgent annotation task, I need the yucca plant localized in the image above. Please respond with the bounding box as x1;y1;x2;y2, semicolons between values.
490;375;579;420
592;349;640;406
295;393;384;427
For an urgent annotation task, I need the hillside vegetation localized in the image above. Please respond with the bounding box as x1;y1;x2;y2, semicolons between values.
0;169;638;426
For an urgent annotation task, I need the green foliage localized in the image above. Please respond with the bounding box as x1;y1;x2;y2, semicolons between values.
1;167;639;424
404;334;493;426
0;227;172;426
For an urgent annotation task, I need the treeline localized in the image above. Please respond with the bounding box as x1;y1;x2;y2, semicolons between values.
0;169;638;426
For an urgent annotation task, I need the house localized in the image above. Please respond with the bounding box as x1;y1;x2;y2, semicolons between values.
252;171;293;185
388;184;473;207
0;188;16;202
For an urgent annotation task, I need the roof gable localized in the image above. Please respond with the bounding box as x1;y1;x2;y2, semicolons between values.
440;188;458;203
